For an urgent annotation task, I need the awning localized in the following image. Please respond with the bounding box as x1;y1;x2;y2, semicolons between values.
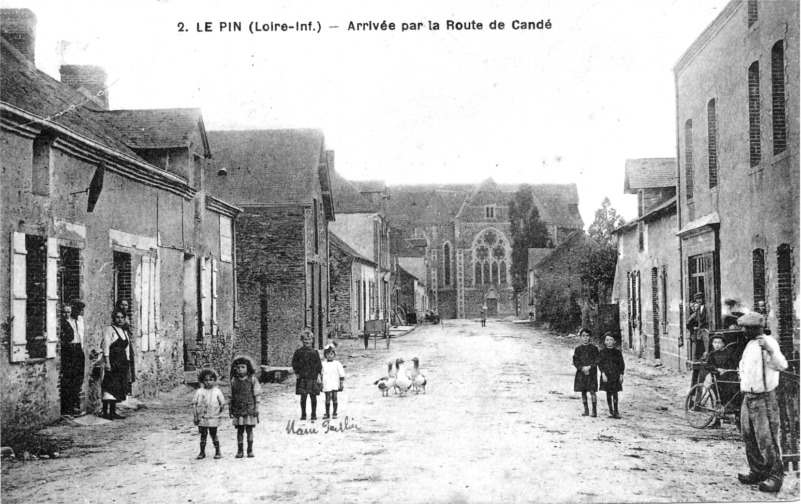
677;212;720;239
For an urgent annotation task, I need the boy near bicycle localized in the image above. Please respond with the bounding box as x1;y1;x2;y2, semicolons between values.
703;334;739;427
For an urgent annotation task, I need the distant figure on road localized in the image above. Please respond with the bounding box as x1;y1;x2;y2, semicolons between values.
598;333;625;419
480;304;487;327
735;313;787;493
229;355;261;459
573;327;599;417
292;329;322;422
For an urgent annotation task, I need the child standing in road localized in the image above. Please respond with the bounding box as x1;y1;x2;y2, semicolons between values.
321;347;345;420
573;327;599;417
229;356;261;458
193;368;226;459
292;329;322;421
598;333;625;419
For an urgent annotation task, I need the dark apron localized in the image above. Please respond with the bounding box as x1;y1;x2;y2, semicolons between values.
102;327;131;402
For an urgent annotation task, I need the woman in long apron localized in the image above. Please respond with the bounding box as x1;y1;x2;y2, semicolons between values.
101;309;136;420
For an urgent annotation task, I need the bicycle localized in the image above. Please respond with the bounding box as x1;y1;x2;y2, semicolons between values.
685;369;742;429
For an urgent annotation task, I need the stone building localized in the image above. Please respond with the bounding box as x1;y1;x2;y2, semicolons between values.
674;0;799;358
328;169;391;326
204;129;334;366
0;9;239;429
384;179;583;319
613;159;681;368
328;232;377;337
528;231;599;333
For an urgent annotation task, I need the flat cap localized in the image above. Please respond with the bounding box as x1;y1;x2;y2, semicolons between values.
693;292;705;299
737;312;764;328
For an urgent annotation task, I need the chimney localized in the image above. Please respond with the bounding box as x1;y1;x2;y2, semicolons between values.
59;65;109;110
1;9;37;63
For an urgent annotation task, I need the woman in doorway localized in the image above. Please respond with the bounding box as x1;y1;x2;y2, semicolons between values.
101;308;136;420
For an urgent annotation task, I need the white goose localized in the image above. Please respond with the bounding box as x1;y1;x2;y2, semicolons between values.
410;357;427;394
394;358;413;396
374;362;396;397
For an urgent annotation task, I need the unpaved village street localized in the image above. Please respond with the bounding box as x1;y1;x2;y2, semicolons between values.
2;320;799;503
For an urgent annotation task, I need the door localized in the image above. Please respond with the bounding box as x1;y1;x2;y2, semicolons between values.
183;254;198;371
487;298;498;317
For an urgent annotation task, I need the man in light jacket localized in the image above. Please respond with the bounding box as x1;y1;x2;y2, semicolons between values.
736;312;788;493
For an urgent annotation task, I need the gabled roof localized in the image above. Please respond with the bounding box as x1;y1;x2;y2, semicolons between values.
527;248;552;271
103;108;211;157
624;158;677;194
534;230;599;269
0;38;142;160
385;184;470;225
329;232;376;266
529;184;583;229
330;169;379;214
205;129;330;209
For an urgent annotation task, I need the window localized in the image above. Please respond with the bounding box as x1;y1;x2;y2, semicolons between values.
472;229;508;285
32;134;53;196
313;199;319;254
9;233;59;362
748;0;758;28
688;252;719;330
777;244;793;355
485;206;495;219
113;251;132;317
748;61;761;167
220;216;233;263
684;120;694;200
57;246;82;344
772;41;787;155
707;99;718;188
443;243;451;286
638;222;644;252
752;248;766;313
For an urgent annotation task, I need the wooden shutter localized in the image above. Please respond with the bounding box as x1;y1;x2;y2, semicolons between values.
211;258;218;335
10;232;27;362
45;237;59;358
138;256;151;351
151;253;159;351
200;257;210;336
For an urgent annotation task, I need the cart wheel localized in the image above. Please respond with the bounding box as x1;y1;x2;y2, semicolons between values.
685;383;717;429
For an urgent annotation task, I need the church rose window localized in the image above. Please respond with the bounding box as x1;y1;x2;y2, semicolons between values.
473;230;509;285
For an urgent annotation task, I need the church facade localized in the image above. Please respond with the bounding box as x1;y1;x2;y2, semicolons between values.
384;179;584;320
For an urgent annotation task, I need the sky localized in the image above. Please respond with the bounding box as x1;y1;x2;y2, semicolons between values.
3;0;732;223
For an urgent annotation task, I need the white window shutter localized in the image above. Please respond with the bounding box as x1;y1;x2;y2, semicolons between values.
10;232;27;362
138;256;151;351
150;253;159;351
45;237;59;358
211;258;218;335
200;257;208;335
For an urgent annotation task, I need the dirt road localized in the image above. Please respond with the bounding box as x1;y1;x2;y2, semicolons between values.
2;320;798;503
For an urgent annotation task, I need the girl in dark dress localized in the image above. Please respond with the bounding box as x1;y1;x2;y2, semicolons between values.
229;356;261;458
101;309;135;420
291;329;322;421
598;333;625;419
573;327;599;417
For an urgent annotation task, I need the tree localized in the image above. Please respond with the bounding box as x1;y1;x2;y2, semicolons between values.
581;197;625;305
509;185;551;298
587;197;625;248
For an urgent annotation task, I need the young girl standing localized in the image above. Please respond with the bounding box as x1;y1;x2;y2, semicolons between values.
193;368;226;459
229;356;261;458
598;333;625;419
572;327;599;417
291;329;322;421
321;347;345;420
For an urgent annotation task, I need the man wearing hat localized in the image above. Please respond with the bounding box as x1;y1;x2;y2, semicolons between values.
60;298;86;415
686;292;710;385
736;312;788;493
